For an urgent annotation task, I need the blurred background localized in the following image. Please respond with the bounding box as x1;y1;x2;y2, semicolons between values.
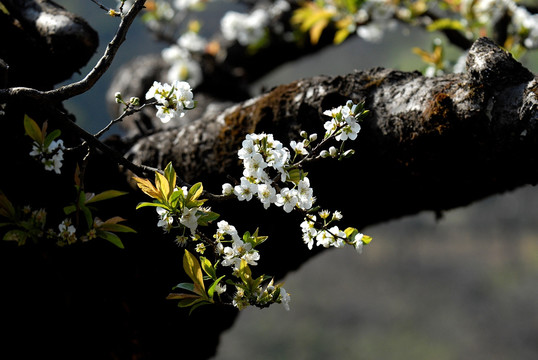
55;2;538;359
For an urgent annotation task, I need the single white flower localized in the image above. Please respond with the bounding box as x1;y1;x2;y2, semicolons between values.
234;177;257;201
215;283;227;295
156;207;174;232
290;140;309;156
336;119;361;141
279;287;291;311
297;178;314;210
316;229;333;248
179;206;200;234
257;183;277;209
238;138;257;160
276;188;298;213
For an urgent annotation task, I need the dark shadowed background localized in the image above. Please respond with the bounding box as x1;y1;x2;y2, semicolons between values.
54;2;538;359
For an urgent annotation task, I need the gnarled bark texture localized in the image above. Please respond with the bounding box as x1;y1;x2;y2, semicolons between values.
0;1;537;359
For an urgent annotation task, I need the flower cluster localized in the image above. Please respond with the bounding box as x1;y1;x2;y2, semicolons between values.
145;80;196;123
232;278;290;311
300;211;371;253
214;221;261;269
135;98;370;313
24;115;65;175
220;9;269;46
322;100;365;142
222;133;315;213
29;139;65;175
1;189;133;248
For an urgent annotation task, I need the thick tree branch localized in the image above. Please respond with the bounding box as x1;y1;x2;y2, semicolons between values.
127;37;537;234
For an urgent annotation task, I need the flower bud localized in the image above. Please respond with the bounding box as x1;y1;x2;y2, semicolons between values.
342;149;355;158
114;92;123;104
329;146;338;157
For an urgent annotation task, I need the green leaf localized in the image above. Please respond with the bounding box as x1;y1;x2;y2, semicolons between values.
80;205;93;229
287;168;307;184
3;229;27;245
63;205;77;215
200;256;217;280
207;275;226;299
0;192;16;219
86;190;128;204
173;282;196;293
135;202;169;210
99;223;136;233
97;230;125;249
188;300;210;315
164;162;177;191
43;129;61;148
185;182;204;207
178;297;204;308
169;188;184;209
426;18;465;32
197;211;219;226
344;227;359;240
23;115;43;144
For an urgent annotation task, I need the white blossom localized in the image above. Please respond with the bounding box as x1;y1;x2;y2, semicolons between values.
30;139;65;174
279;287;291;311
145;80;195;123
178;31;207;53
234;177;258;201
156;207;174;232
276;188;298;213
290;140;309;156
297;178;314;210
257;183;277;209
220;9;269;46
179;206;200;234
222;183;234;196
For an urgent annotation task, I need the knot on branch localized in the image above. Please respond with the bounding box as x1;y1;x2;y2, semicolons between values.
466;37;534;89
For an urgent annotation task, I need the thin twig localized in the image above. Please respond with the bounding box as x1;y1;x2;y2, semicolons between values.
0;0;146;103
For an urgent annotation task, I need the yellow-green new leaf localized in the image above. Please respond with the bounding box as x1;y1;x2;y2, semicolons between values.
183;250;206;296
200;256;217;280
0;192;15;219
23;115;43;144
164;162;177;190
97;230;125;249
133;176;162;200
86;190;128;204
426;18;465;32
155;172;170;201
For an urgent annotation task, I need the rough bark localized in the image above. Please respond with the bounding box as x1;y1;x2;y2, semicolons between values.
127;37;538;228
1;1;537;359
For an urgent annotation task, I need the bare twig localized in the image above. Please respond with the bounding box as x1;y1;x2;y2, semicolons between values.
0;0;146;103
